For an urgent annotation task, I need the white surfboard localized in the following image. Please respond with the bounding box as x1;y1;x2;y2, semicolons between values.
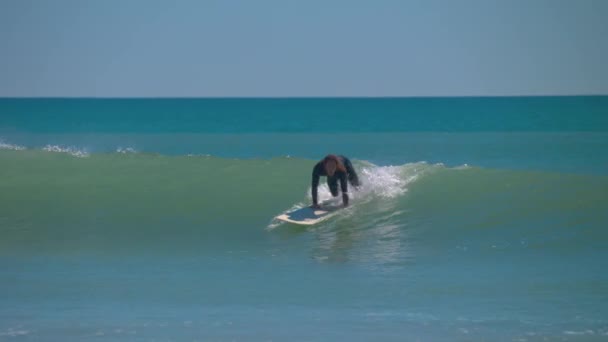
275;201;343;226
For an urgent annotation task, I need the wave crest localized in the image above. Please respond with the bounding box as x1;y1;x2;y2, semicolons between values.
0;141;26;151
42;145;89;158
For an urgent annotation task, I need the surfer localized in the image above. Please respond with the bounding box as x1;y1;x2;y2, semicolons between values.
311;154;361;209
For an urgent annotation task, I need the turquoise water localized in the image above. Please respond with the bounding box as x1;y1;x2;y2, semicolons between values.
1;97;608;341
2;97;608;133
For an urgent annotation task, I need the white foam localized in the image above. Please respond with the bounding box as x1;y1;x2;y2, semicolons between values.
339;161;435;203
43;145;89;158
186;153;212;157
266;220;284;230
564;330;595;335
116;147;137;154
358;165;413;198
0;141;26;151
0;328;29;337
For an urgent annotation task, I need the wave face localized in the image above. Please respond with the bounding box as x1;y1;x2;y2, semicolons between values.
1;149;606;256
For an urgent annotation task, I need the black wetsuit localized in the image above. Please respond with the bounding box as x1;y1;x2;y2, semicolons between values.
312;155;361;207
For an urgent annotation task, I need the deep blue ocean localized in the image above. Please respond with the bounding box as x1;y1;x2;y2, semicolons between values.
1;97;608;341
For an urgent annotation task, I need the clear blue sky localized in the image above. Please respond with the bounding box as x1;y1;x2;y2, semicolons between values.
1;0;607;97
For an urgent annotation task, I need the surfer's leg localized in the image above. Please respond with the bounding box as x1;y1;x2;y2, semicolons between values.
328;178;339;197
342;157;361;188
348;172;360;189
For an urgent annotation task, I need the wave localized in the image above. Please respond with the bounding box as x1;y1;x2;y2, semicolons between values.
0;140;26;151
116;147;137;154
42;144;89;157
1;148;606;255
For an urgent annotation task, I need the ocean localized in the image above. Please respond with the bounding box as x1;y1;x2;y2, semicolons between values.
1;97;607;341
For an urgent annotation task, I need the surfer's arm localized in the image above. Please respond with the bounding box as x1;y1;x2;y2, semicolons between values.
343;157;361;187
312;168;320;207
340;174;349;207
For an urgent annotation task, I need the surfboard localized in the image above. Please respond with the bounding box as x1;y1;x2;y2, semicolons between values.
275;201;343;225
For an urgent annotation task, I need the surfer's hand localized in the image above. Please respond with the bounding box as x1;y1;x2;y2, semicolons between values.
311;204;321;209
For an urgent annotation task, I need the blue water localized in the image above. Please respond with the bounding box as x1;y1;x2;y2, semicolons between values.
2;97;608;133
1;97;608;341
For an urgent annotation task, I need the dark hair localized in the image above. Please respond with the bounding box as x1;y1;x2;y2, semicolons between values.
322;154;347;173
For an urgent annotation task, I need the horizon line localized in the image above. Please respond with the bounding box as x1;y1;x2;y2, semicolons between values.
1;94;607;100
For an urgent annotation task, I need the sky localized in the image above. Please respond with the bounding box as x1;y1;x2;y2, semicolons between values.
1;0;607;97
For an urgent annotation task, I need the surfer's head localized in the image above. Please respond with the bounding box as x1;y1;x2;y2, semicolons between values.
322;154;346;176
